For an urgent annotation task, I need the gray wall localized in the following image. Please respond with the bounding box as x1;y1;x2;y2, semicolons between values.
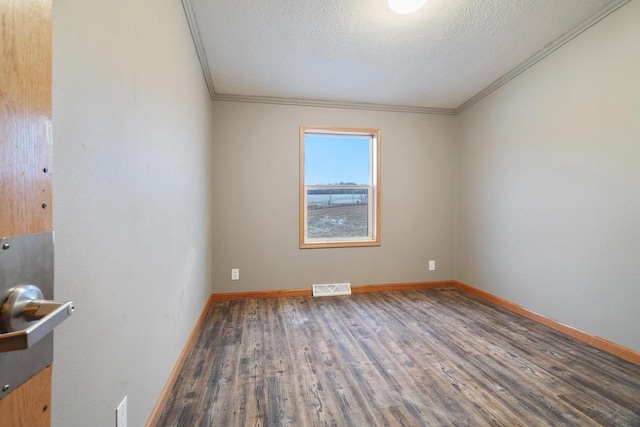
211;101;456;292
52;0;213;425
456;1;640;351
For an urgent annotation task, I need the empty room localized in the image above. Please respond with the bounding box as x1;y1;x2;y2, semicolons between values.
1;0;639;426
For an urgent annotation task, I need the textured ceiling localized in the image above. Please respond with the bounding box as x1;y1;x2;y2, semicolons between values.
186;0;621;111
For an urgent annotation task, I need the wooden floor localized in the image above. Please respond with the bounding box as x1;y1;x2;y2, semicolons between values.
156;288;640;426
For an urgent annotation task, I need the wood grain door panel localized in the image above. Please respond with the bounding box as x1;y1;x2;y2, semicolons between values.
1;0;53;425
1;0;53;236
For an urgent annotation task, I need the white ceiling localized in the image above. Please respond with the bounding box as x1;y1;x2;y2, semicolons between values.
185;0;624;112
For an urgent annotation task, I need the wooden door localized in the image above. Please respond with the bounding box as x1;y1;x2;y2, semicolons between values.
0;0;53;425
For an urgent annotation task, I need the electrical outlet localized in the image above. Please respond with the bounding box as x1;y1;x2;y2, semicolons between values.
116;396;127;427
429;260;436;271
231;268;239;281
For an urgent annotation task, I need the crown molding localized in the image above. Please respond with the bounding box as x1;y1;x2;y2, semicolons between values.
181;0;215;98
210;92;457;115
182;0;631;116
455;0;631;113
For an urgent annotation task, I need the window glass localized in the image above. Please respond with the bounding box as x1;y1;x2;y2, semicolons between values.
300;127;381;248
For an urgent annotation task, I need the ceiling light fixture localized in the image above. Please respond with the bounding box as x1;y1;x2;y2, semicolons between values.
388;0;428;15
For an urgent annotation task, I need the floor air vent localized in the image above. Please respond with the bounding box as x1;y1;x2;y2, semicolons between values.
312;283;352;297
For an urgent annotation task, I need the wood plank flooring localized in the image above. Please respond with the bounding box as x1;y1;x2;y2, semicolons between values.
156;288;640;426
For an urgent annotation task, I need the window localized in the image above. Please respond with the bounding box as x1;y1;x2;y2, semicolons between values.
299;126;381;248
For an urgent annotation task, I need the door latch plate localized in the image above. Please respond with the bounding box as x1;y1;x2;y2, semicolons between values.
0;232;55;399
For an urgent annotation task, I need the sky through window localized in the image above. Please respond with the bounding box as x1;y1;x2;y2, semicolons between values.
304;134;370;185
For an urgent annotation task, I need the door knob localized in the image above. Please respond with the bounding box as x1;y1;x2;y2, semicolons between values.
0;284;74;353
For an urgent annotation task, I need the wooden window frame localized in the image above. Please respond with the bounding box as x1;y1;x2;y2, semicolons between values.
299;126;381;249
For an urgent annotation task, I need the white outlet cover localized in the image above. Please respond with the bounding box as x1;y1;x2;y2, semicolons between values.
231;268;239;281
429;260;436;271
116;395;127;427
